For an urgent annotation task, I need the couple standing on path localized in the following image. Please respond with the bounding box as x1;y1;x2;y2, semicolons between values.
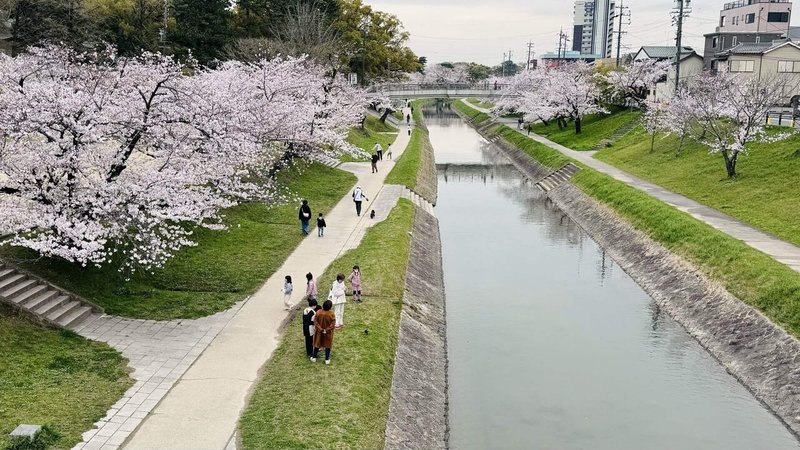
298;199;327;237
301;267;363;364
371;142;392;173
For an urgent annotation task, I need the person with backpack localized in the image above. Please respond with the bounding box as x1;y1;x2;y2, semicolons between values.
298;199;311;235
352;186;368;216
302;298;319;357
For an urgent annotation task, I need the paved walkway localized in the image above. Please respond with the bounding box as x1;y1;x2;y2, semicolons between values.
120;110;414;450
459;98;800;274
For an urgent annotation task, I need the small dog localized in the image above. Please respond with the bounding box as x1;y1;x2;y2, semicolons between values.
370;210;376;219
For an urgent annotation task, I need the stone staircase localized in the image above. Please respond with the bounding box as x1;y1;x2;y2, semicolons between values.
401;187;435;216
535;163;581;192
0;262;101;329
593;120;640;151
315;154;341;168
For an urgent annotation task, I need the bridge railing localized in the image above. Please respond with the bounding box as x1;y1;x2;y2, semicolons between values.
370;83;512;93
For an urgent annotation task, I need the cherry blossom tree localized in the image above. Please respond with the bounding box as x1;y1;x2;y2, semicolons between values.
606;59;671;106
546;62;607;134
0;44;364;271
642;100;670;152
679;72;790;177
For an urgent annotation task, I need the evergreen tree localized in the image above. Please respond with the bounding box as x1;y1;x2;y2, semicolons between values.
170;0;232;64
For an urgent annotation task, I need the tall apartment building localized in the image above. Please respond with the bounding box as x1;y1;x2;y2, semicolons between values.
704;0;793;70
572;0;616;58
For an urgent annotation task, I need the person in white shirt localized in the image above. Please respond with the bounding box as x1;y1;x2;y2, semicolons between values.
372;142;383;160
330;274;347;328
352;185;368;217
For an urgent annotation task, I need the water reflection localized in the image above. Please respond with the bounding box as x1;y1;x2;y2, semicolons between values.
431;114;800;450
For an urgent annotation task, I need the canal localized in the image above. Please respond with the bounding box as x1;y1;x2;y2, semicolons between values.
429;106;800;450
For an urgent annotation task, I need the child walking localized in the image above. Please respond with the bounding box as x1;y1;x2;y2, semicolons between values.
317;213;327;237
282;275;293;310
330;274;347;328
386;143;393;160
348;265;362;303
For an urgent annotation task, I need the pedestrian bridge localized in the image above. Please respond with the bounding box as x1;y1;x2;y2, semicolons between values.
370;83;511;99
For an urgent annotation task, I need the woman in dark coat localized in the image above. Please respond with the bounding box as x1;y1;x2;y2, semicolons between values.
311;300;336;364
298;199;312;235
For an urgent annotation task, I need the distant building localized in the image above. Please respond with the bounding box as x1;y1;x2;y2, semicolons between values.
540;50;601;68
714;40;800;104
572;0;616;59
703;0;794;70
633;46;704;101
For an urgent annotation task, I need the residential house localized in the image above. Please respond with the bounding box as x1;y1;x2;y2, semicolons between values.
633;46;705;101
714;40;800;104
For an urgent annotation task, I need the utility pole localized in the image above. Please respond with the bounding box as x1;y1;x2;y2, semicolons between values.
160;0;170;50
502;52;507;77
672;0;692;93
614;0;631;67
507;50;513;76
557;29;570;67
526;42;536;70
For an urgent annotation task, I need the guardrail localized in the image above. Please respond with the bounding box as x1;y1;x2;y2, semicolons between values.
370;83;514;93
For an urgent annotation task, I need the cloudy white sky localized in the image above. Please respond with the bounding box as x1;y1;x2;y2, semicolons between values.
367;0;797;66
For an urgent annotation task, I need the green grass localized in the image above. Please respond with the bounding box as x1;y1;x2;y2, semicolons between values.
385;127;424;191
493;125;800;339
453;99;491;124
0;163;356;320
467;97;494;109
0;306;133;449
595;127;800;247
239;200;415;450
345;116;398;163
530;109;642;151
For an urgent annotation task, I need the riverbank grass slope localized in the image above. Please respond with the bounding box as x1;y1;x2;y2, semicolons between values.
0;306;133;449
530;109;642;151
596;126;800;248
0;163;356;320
345;116;398;162
239;200;415;450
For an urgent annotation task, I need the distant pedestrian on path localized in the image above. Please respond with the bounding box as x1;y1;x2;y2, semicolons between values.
371;152;379;173
407;124;412;136
298;200;311;235
317;213;327;237
352;185;368;216
282;275;293;310
518;117;524;130
406;113;411;125
330;273;347;328
373;142;383;161
305;272;318;302
311;300;335;364
348;265;362;303
302;298;318;357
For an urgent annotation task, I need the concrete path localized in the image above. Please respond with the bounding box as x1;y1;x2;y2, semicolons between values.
488;108;800;274
121;110;414;450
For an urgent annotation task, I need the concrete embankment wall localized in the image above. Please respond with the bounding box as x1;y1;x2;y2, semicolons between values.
414;110;439;206
384;207;448;450
462;117;800;438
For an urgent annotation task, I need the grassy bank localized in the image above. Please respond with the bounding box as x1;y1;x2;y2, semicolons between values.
596;127;800;247
453;99;491;124
1;163;356;320
530;109;642;151
239;200;415;450
491;124;800;339
346;116;398;162
0;306;133;448
385;100;437;204
467;97;494;109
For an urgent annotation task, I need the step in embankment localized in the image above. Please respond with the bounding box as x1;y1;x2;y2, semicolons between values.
463;119;800;439
0;261;102;330
535;163;581;192
401;187;435;216
384;206;447;450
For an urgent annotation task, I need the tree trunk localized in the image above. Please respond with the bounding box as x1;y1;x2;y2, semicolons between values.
575;116;582;134
359;114;366;130
379;109;392;123
650;131;657;152
722;150;737;178
675;134;686;157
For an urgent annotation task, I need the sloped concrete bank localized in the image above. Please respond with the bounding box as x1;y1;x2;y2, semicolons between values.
384;207;448;450
462;118;800;438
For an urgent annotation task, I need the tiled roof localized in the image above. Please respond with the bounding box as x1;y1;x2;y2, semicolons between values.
639;46;695;59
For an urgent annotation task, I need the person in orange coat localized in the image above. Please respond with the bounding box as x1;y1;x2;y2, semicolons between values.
311;300;336;364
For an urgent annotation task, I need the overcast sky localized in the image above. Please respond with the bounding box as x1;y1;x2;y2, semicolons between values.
367;0;797;66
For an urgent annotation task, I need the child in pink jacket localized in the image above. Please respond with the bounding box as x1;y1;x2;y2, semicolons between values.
348;265;362;303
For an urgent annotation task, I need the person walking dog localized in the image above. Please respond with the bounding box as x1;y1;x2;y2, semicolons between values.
352;186;368;216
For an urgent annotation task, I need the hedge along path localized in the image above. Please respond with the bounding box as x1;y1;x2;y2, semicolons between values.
123;108;414;450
